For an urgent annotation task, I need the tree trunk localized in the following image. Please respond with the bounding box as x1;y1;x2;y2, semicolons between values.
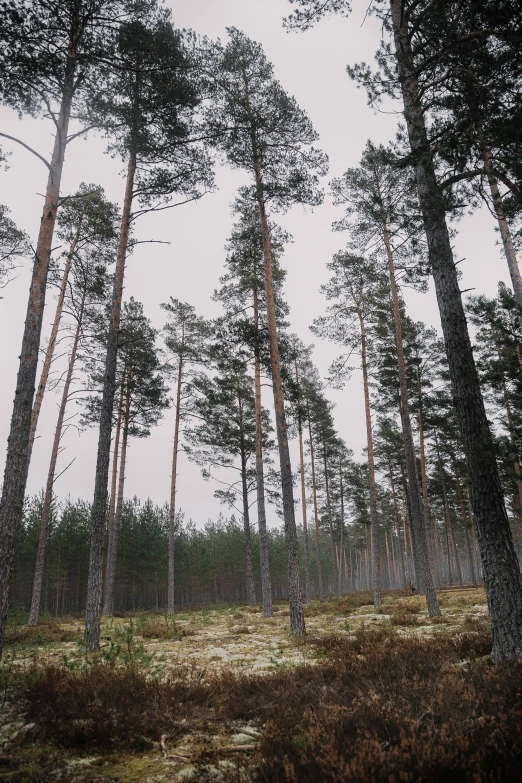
481;145;522;308
500;362;522;540
382;222;439;614
322;439;338;594
359;313;382;607
103;382;131;616
240;455;256;607
338;465;345;595
390;0;522;659
455;470;478;587
417;373;435;568
253;284;273;616
254;161;305;635
168;351;183;615
388;458;407;588
26;220;84;475
84;151;136;651
106;380;125;573
0;54;76;655
307;409;324;598
238;391;256;607
436;436;454;586
28;306;82;626
296;381;312;605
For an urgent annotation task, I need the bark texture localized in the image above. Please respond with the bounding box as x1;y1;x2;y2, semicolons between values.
84;153;136;651
338;466;345;595
105;381;125;594
168;354;183;615
254;286;273;617
359;313;382;607
255;163;305;636
382;222;440;615
391;0;522;659
240;455;256;607
0;58;76;655
103;382;131;616
308;413;324;598
296;360;312;605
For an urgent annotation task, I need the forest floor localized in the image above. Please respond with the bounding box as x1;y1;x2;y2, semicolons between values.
1;587;521;782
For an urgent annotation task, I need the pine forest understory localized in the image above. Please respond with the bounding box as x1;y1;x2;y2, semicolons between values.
1;1;522;781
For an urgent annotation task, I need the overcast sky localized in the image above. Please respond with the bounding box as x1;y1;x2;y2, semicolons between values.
0;0;511;528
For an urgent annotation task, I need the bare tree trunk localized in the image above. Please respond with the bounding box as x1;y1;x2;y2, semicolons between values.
103;382;131;616
382;222;439;614
168;352;183;615
338;465;345;595
254;162;304;635
390;0;522;659
455;470;477;587
322;439;338;594
482;145;522;308
359;313;382;607
0;57;77;653
254;285;273;616
240;459;256;606
307;410;323;598
388;458;407;588
236;385;256;607
28;307;82;626
27;222;83;474
296;396;312;605
106;380;125;572
436;436;454;586
500;364;522;542
84;152;136;651
417;374;435;569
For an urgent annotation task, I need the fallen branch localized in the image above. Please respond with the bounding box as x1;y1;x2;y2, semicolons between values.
160;733;191;762
236;728;260;739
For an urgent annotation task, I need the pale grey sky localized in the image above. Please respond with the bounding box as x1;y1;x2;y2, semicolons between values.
0;0;510;527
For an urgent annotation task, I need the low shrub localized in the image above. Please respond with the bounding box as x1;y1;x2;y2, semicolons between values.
4;620;77;647
138;615;189;640
390;613;419;627
13;625;521;781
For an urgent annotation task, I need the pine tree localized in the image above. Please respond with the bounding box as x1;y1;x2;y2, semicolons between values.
329;143;439;614
83;7;212;650
312;252;388;607
0;0;131;656
184;324;270;607
101;299;169;615
213;201;290;616
27;184;119;474
28;238;112;625
284;0;522;662
0;204;29;292
161;299;209;614
205;29;328;633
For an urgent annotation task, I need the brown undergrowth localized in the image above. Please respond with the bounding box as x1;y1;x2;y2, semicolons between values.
5;624;522;781
4;617;77;647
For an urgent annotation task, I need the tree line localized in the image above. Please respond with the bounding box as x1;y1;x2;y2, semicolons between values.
0;0;522;661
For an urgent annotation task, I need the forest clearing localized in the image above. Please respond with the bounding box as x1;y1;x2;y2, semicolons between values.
1;587;513;782
1;0;522;780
